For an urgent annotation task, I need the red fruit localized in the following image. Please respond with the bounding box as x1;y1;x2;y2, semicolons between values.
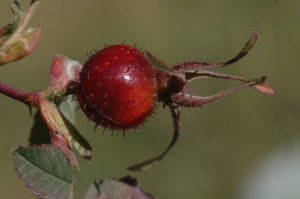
77;44;157;131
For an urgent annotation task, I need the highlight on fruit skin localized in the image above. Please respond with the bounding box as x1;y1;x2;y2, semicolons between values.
77;44;158;132
76;31;275;171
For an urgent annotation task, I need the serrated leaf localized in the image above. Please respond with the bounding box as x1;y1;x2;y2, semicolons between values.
84;176;156;199
11;145;75;199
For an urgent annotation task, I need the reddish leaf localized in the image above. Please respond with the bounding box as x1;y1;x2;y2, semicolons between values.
39;96;79;169
84;176;157;199
0;1;42;66
39;95;92;168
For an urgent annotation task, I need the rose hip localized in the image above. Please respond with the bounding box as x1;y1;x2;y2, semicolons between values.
77;44;158;131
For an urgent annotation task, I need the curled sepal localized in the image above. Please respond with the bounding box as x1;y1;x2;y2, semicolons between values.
44;55;83;98
84;176;156;199
11;144;75;199
172;30;258;72
184;70;276;96
173;76;271;108
0;0;42;66
128;104;180;171
39;96;92;169
226;30;258;65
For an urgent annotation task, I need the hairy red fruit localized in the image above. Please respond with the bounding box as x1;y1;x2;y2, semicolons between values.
77;44;157;131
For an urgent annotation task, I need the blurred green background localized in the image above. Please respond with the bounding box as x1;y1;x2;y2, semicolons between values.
0;0;299;198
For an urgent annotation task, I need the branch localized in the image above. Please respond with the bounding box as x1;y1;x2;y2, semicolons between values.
0;81;30;103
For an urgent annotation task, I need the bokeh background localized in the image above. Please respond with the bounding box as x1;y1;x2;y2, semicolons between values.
0;0;299;199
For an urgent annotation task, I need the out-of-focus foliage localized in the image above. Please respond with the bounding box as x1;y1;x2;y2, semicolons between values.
235;138;300;199
84;176;156;199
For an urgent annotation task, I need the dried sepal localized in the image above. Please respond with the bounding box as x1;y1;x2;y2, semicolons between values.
128;104;180;171
173;76;269;107
225;30;257;65
0;0;42;66
185;70;250;82
172;30;258;72
39;96;79;169
39;96;92;169
126;31;274;171
185;71;275;96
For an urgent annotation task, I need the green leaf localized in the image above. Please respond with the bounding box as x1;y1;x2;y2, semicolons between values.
84;176;156;199
58;96;76;125
11;145;75;199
